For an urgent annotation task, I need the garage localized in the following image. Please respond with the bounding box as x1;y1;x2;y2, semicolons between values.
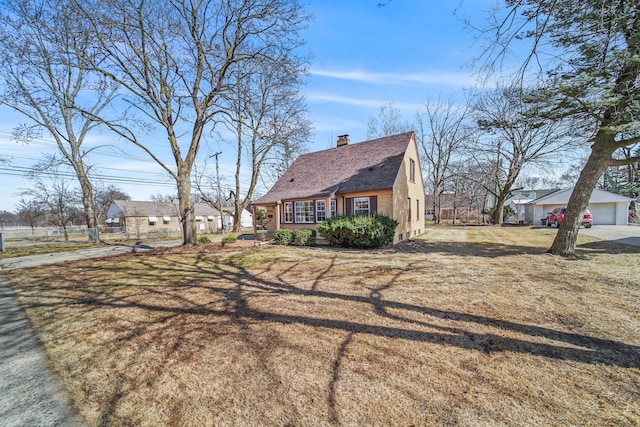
588;203;616;225
526;188;633;226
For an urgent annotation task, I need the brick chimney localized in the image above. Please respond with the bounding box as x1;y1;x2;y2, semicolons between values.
337;134;349;147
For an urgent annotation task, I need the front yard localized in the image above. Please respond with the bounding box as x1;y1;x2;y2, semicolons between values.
4;226;639;426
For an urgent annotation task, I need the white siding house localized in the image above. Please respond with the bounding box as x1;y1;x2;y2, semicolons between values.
525;188;633;226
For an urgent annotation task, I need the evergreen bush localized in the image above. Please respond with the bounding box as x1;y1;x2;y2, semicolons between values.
294;228;316;246
274;229;295;245
316;214;398;248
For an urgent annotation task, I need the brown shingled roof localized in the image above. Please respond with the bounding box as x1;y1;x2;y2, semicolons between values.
254;132;415;204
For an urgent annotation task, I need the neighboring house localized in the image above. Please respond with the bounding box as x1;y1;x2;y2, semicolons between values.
252;132;426;244
525;188;634;225
106;200;252;235
424;193;472;222
504;189;557;223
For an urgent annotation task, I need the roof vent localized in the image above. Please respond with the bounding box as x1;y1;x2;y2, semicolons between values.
337;134;349;147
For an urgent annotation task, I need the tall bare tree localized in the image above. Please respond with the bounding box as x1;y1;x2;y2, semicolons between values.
471;84;578;224
77;0;310;245
221;59;311;232
474;0;640;257
0;0;118;230
416;95;474;224
366;102;412;140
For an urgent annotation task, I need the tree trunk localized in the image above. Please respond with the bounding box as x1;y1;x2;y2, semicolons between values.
177;170;197;245
548;133;613;258
77;173;97;232
492;193;506;225
233;200;243;233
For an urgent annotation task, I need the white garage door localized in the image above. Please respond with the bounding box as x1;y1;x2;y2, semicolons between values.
588;203;616;225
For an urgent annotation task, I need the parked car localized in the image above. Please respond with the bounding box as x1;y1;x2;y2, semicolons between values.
546;207;593;228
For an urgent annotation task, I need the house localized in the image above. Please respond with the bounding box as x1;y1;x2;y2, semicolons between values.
424;193;473;222
252;132;425;244
106;200;252;236
504;189;556;223
524;188;634;225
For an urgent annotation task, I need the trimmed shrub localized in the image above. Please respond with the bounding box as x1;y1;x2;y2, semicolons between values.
294;228;316;246
274;229;295;245
316;214;398;248
221;234;237;246
198;235;212;244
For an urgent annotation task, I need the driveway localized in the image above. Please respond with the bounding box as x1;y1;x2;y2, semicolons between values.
580;225;640;247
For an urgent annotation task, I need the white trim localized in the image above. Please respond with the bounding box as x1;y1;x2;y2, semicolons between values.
316;199;326;222
148;216;158;222
353;197;370;215
295;200;314;223
283;202;293;223
162;216;171;221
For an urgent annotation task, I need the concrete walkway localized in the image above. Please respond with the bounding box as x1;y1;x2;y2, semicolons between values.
0;276;81;426
0;240;182;426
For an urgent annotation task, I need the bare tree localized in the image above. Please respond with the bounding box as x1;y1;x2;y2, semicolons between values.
77;0;310;245
0;0;118;230
473;0;640;257
219;58;311;232
470;84;578;224
20;164;82;242
416;95;474;224
366;102;412;140
16;197;46;232
150;193;178;203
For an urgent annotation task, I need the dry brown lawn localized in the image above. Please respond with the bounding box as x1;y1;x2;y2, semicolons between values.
4;226;640;426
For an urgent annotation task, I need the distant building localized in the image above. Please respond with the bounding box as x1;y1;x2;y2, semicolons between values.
106;200;252;236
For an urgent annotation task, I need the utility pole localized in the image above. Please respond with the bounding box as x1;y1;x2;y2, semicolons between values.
210;152;224;233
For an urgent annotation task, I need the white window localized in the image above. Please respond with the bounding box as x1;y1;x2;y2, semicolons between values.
284;202;293;223
316;200;326;222
295;201;314;223
331;199;337;218
148;216;157;227
353;197;370;215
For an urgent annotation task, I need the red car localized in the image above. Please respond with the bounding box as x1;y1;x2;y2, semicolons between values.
546;207;593;228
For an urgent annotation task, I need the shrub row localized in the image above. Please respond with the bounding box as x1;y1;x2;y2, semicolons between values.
274;228;316;246
316;214;398;248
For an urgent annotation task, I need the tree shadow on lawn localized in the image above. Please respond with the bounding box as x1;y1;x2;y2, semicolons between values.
25;251;640;371
368;239;547;257
14;248;640;424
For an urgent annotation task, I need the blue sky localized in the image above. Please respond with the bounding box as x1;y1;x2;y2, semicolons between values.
0;0;490;213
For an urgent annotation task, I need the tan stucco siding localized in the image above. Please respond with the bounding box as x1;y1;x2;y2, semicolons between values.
392;137;426;243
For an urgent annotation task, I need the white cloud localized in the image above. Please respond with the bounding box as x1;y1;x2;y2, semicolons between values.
310;68;476;87
307;92;422;113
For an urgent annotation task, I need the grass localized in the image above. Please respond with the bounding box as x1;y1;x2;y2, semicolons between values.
0;241;103;259
4;226;640;426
